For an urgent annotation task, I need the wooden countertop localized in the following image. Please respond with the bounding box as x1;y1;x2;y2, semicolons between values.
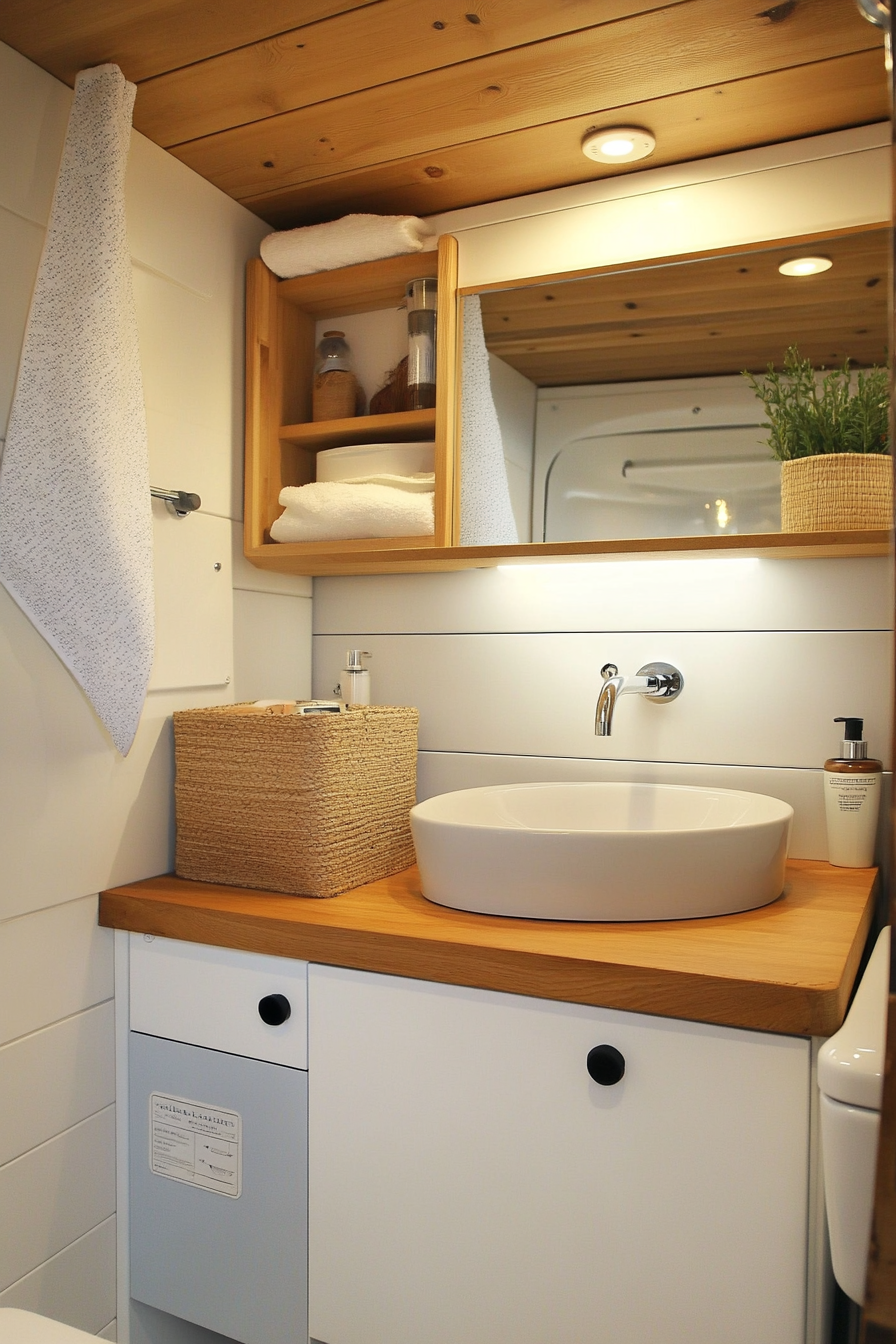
99;860;878;1038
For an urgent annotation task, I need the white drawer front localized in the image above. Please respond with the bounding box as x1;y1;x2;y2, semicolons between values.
129;934;307;1068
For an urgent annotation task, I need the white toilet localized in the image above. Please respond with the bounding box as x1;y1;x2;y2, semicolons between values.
818;924;890;1304
0;1309;100;1342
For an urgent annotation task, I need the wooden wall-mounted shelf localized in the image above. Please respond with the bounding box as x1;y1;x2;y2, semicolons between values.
244;239;459;568
245;529;890;577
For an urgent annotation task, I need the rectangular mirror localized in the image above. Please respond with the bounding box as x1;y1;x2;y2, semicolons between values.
464;227;888;546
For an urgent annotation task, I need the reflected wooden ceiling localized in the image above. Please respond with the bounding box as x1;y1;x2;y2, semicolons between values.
0;0;888;228
479;228;890;384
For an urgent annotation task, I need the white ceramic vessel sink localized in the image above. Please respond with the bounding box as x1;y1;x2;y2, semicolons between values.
410;782;793;922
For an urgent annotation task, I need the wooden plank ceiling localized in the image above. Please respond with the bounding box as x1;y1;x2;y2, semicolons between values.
0;0;888;229
479;228;890;384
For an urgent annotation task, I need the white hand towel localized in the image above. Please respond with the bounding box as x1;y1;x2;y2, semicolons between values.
260;214;434;278
270;482;434;543
459;295;519;546
341;472;435;492
0;64;153;755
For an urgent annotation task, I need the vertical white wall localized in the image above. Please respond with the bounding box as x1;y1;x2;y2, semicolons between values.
488;354;536;543
0;41;311;1340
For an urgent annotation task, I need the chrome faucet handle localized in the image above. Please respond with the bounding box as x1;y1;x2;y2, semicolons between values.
601;663;619;680
636;662;684;700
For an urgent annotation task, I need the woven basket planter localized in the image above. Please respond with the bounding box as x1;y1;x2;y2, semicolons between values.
780;453;893;532
174;703;418;898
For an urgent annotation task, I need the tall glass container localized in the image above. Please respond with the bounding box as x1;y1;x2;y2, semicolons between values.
406;278;437;410
313;329;359;422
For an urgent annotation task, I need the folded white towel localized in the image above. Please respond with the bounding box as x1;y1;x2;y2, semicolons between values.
341;472;435;493
270;482;434;543
260;214;434;278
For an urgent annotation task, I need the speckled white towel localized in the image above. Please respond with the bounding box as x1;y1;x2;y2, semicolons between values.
0;64;153;755
459;295;519;546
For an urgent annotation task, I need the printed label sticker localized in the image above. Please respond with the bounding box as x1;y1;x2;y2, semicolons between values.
150;1093;241;1197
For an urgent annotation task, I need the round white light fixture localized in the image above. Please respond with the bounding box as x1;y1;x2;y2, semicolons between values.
582;126;656;164
778;256;833;277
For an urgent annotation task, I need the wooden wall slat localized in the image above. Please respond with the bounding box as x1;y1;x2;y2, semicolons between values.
169;0;881;204
0;0;377;86
134;0;690;146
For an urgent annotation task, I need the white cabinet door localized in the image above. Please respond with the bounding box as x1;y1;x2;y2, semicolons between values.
308;966;810;1344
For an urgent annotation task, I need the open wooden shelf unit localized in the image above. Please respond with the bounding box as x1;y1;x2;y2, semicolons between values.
244;238;459;568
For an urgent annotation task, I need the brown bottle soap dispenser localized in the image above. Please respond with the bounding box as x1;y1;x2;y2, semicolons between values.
823;717;882;868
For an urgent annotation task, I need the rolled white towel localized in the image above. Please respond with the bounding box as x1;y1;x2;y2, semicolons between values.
260;214;434;278
270;482;434;543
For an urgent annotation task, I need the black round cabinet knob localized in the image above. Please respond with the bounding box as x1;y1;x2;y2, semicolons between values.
258;993;291;1026
586;1044;626;1086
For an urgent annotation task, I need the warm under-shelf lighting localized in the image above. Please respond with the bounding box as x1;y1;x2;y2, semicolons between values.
581;127;656;164
778;256;833;277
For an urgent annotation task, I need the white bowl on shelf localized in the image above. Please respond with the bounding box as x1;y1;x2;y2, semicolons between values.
315;441;434;482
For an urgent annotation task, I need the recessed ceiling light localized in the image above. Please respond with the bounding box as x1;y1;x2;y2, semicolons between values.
581;127;656;164
778;256;833;277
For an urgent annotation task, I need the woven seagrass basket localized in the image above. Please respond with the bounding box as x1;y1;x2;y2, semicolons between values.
173;703;418;897
780;453;893;532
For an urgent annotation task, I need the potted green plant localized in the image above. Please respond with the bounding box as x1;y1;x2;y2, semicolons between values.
742;346;891;532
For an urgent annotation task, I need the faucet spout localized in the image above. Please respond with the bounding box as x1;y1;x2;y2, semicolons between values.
595;666;624;736
594;661;684;737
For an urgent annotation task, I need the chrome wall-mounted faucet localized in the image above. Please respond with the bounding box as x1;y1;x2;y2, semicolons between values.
595;662;684;736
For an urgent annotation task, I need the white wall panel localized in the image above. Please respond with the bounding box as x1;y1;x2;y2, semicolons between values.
149;509;233;692
314;630;891;770
0;210;44;435
0;1217;116;1337
0;899;112;1049
0;1108;116;1293
0;44;69;228
125;132;267;322
133;268;234;522
0;1002;114;1166
0;584;232;918
98;1322;117;1340
231;522;312;597
232;591;312;703
313;556;892;636
452;146;889;289
428;126;888;239
416;752;892;865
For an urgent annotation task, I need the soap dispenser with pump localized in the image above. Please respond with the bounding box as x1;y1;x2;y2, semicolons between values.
336;650;372;706
823;717;882;868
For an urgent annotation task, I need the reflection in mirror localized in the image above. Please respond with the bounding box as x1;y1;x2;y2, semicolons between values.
470;228;887;545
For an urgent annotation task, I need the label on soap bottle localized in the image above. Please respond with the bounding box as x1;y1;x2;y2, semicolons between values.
823;770;880;867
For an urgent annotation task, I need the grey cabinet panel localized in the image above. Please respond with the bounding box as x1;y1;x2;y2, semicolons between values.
130;1031;307;1344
